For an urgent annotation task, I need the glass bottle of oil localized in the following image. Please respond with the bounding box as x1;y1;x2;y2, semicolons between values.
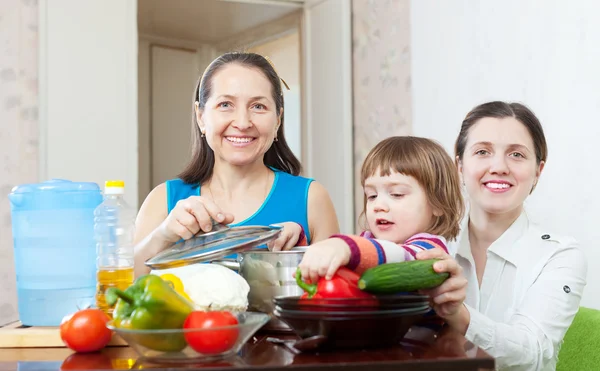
94;180;135;316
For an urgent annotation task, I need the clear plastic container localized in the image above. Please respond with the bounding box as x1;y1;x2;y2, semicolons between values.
8;179;103;326
94;180;136;316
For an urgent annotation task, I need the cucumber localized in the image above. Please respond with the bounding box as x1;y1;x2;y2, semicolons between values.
357;259;449;294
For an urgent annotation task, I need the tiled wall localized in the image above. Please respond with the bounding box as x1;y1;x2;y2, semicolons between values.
0;0;39;325
351;0;412;230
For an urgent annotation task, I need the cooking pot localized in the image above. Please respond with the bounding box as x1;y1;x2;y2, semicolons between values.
212;247;307;331
144;225;305;331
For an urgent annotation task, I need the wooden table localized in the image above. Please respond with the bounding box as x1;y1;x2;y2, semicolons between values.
0;326;493;371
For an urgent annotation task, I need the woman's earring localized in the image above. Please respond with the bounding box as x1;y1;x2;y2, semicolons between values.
274;136;278;142
201;130;205;138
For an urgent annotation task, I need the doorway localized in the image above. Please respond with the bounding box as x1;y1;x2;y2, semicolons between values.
137;0;303;205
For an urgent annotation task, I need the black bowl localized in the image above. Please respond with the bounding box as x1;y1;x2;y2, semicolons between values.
273;294;430;312
274;304;430;318
273;306;429;350
275;300;430;312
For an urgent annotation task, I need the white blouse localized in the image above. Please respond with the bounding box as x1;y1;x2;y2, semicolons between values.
450;211;588;371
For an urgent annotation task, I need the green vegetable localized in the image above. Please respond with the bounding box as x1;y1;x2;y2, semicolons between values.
357;259;449;294
106;274;195;352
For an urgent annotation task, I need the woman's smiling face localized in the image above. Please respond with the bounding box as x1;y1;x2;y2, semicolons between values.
458;116;544;216
196;63;281;167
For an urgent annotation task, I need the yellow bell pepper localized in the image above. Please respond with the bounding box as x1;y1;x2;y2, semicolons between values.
160;273;193;302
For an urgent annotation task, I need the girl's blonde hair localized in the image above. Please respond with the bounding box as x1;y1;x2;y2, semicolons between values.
360;136;464;240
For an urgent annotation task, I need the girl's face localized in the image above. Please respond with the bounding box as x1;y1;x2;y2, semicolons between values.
364;169;440;244
196;64;281;168
458;116;544;217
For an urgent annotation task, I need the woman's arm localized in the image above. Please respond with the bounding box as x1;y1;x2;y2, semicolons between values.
307;181;340;242
463;244;587;370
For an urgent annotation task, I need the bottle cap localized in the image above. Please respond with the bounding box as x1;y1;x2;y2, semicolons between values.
105;180;125;195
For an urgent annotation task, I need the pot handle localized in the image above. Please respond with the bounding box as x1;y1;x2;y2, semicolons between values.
211;259;240;271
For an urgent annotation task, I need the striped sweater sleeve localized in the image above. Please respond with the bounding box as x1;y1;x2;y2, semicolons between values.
331;232;448;275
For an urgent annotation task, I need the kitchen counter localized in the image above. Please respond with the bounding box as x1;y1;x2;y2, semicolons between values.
0;327;494;371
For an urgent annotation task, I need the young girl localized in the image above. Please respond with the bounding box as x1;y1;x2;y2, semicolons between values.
298;135;464;297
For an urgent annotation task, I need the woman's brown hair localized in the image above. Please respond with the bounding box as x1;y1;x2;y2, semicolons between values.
178;52;301;185
360;136;464;241
454;101;548;164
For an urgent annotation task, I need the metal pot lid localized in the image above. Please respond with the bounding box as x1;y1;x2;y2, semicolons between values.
240;245;309;254
145;225;282;270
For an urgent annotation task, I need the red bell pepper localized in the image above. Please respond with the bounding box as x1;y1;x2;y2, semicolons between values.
295;267;374;299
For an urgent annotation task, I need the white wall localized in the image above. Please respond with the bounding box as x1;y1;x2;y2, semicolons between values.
303;0;354;234
249;31;302;161
39;0;138;207
411;0;600;309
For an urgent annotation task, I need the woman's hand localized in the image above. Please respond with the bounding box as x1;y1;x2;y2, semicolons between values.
297;238;351;284
267;222;304;251
416;248;470;333
155;196;234;244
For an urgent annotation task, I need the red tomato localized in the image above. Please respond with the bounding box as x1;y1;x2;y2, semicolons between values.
60;309;112;353
183;311;239;355
299;267;375;300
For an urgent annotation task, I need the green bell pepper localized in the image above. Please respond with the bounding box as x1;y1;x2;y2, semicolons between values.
105;274;195;352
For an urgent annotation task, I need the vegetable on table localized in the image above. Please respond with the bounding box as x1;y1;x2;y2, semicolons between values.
357;259;449;294
183;311;239;355
295;267;375;299
60;308;112;353
159;273;192;302
105;274;195;352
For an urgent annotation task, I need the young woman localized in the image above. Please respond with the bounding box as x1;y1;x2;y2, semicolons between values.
421;101;588;370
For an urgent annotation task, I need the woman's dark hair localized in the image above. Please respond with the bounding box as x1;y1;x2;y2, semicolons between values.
178;52;301;185
454;101;548;164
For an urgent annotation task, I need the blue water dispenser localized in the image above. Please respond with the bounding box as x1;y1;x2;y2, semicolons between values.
8;179;103;326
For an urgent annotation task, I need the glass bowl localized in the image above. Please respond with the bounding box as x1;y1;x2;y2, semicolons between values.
107;312;269;363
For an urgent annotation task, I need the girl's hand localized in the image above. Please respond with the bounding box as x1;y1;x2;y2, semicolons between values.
297;238;351;284
267;222;304;251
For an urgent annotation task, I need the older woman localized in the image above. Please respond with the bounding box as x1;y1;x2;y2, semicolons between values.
133;52;339;277
419;101;587;371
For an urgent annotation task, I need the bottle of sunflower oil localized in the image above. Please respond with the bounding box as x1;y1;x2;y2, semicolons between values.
94;180;135;316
